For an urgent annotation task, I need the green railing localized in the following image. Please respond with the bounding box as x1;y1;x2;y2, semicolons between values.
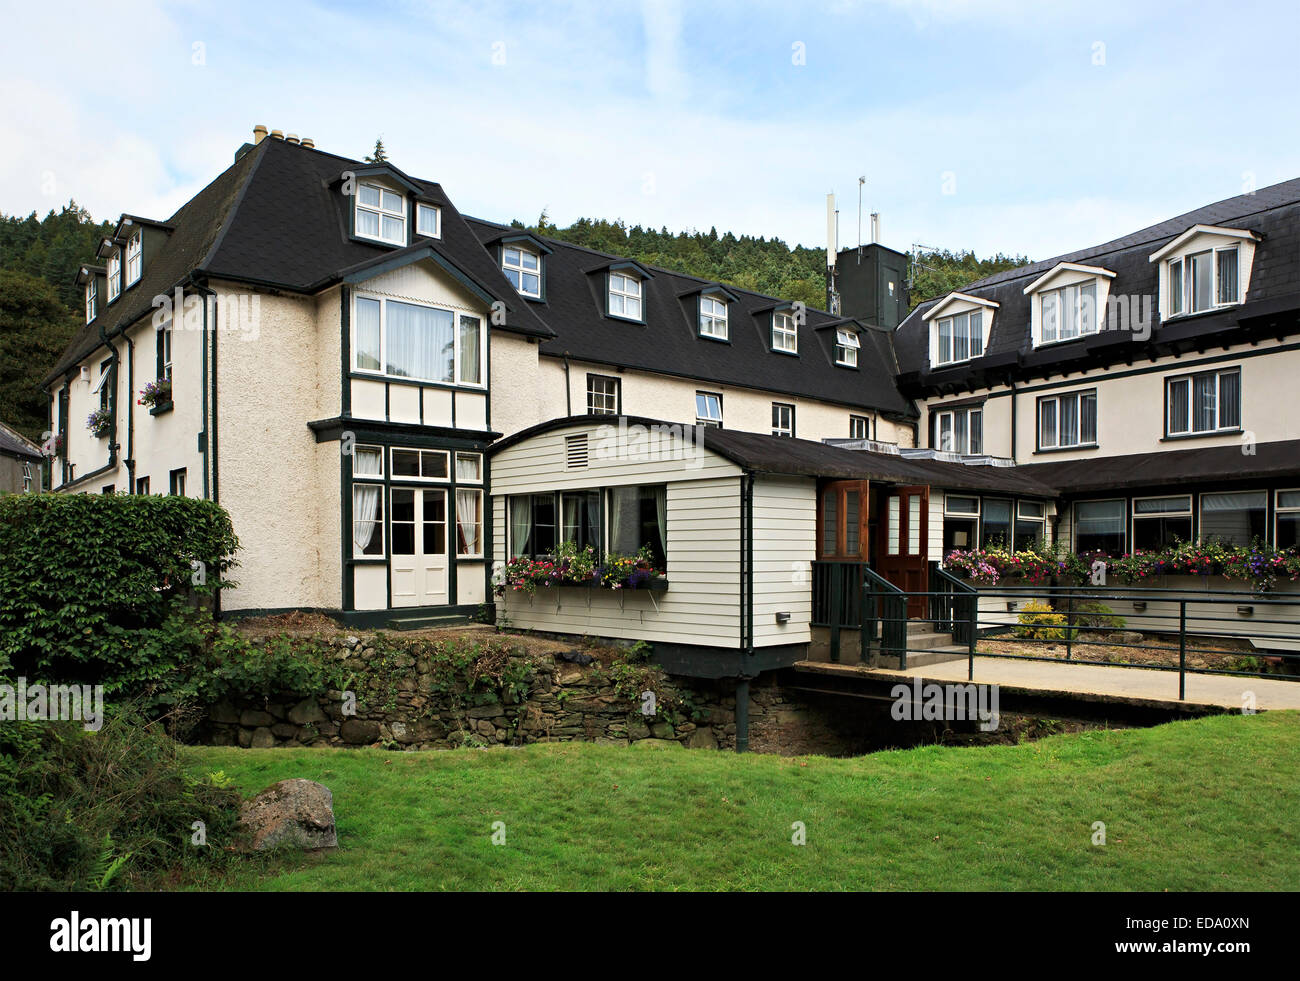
931;563;978;648
862;565;908;667
811;561;905;664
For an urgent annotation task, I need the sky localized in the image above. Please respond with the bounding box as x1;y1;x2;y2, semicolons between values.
2;0;1298;262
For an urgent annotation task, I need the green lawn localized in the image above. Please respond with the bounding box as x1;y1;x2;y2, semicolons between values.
181;712;1300;891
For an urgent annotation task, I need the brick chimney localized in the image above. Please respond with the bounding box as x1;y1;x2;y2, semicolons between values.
253;124;268;144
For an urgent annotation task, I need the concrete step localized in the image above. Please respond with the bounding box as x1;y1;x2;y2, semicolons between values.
879;646;968;669
901;631;959;651
387;614;473;631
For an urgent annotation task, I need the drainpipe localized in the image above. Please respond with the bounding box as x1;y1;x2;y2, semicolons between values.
187;274;217;503
1010;381;1018;460
123;333;135;491
96;320;120;476
562;354;572;416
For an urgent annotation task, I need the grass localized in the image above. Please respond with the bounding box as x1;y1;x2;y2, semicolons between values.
180;711;1300;891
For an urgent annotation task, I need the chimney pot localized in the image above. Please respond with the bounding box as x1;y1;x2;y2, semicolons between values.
253;124;268;144
301;137;315;149
286;133;300;144
270;129;284;141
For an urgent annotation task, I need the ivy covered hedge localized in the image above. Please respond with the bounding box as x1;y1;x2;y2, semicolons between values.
0;493;239;684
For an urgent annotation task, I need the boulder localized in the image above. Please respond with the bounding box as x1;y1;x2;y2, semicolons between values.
250;727;276;748
684;727;718;750
340;719;380;744
239;779;337;851
287;698;327;725
240;709;275;727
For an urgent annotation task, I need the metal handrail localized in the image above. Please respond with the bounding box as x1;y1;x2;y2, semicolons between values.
861;565;908;667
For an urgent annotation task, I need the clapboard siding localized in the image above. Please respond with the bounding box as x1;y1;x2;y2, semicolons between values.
751;475;816;644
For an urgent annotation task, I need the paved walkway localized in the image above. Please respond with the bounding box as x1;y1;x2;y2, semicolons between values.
802;656;1300;711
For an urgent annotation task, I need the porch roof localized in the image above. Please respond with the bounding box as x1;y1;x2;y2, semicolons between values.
1016;438;1300;495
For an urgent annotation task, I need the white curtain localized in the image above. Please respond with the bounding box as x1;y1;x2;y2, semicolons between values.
609;488;627;553
456;489;482;555
354;297;381;371
562;494;581;544
654;487;667;557
354;446;382;477
353;485;380;554
387;301;452;381
510;497;532;557
455;453;479;481
459;315;481;384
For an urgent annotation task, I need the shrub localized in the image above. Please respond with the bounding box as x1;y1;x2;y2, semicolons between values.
1074;601;1126;632
0;705;243;890
1013;600;1071;640
0;494;239;685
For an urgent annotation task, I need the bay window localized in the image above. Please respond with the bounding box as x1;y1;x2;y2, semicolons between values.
353;295;485;386
352;446;384;558
510;494;557;559
936;311;983;365
1038;390;1096;449
1166;368;1240;436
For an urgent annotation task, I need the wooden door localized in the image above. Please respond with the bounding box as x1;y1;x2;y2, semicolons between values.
875;485;929;618
817;480;870;561
390;488;449;608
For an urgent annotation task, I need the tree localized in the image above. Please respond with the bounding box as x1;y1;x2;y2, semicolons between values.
364;138;388;163
0;270;79;437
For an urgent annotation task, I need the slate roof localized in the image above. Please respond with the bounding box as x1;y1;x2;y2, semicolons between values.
1016;438;1300;495
895;179;1300;384
464;217;914;417
489;415;1059;496
47;137;910;418
0;421;42;460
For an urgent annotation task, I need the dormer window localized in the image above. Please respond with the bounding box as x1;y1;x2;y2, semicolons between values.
1040;281;1096;343
356;182;406;245
771;310;797;353
699;295;728;340
416;202;441;238
1150;225;1258;320
125;231;142;286
85;279;97;324
106;251;121;302
937;312;981;364
503;245;541;298
835;328;860;367
608;271;642;321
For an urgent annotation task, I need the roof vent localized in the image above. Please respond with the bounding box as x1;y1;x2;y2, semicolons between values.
286;133;300;145
270;129;284;141
565;434;589;469
301;137;315;149
253;124;268;144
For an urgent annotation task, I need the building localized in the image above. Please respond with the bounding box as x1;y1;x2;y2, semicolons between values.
0;421;43;494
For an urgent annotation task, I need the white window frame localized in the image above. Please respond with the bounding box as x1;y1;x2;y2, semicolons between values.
85;279;97;324
935;311;984;365
586;374;620;415
934;406;982;455
22;461;33;493
608;271;642;321
835;328;860;367
1038;279;1098;345
1275;489;1300;547
1132;494;1193;542
1037;390;1097;450
1165;367;1240;437
1165;245;1242;319
455;452;483;484
159;322;173;382
1198;489;1267;547
351;293;487;389
771;402;795;437
502;245;541;298
849;415;869;440
695;391;723;428
416;202;441;238
389;446;450;482
352;444;385;480
944;494;981;517
699;295;728;340
126;230;142;286
106;251;121;302
355;181;407;246
456;487;485;557
772;310;798;353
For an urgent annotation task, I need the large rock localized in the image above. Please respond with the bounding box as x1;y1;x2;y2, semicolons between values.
340;719;380;744
287;698;327;725
240;709;275;727
239;779;337;851
684;727;718;750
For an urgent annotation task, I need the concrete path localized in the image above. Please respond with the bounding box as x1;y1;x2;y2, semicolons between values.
859;655;1300;711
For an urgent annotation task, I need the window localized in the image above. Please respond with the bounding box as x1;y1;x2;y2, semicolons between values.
157;322;172;384
934;407;982;455
849;415;870;440
85;279;97;324
1276;490;1300;548
1133;496;1193;550
352;295;484;386
981;499;1011;549
135;476;150;495
169;468;187;496
101;484;114;494
106;251;121;302
1015;501;1046;550
126;231;142;286
21;461;33;493
355;182;406;245
835;328;860;367
695;391;722;428
416;202;441;238
353;444;384;479
455;452;482;483
560;490;601;552
608;271;642;320
1166;368;1240;436
391;447;449;480
772;310;797;353
502;245;540;297
353;485;384;557
1200;490;1266;547
1038;391;1097;449
608;485;667;569
510;493;558;559
772;403;795;437
456;488;484;556
943;494;980;553
1074;499;1126;554
96;359;112;412
586;374;620;415
1039;281;1097;344
699;296;728;340
1167;247;1240;316
936;311;983;364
